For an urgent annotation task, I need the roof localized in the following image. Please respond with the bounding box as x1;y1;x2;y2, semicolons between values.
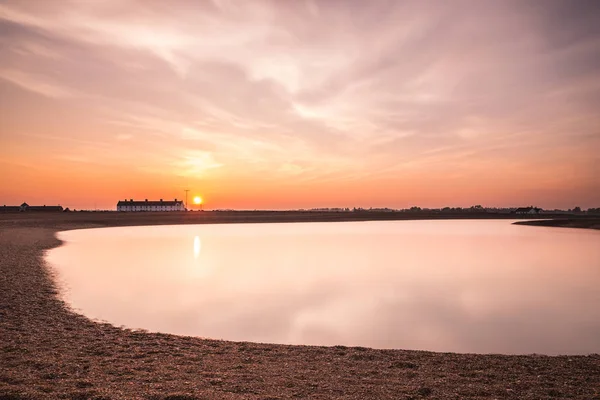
117;200;183;206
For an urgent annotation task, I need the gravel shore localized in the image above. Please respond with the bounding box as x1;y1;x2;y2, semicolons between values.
1;212;599;399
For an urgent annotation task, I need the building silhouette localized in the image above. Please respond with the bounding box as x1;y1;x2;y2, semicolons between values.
116;199;185;212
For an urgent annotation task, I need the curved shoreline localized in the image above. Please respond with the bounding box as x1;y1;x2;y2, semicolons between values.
1;213;599;399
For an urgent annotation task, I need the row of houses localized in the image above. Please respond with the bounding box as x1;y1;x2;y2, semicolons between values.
1;200;186;212
116;199;185;212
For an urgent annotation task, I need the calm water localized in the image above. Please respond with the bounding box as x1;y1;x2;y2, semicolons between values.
46;220;600;355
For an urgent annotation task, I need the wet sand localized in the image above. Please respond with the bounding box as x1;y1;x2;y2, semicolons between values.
1;212;599;399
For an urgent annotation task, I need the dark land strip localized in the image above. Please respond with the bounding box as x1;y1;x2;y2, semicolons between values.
513;218;600;230
1;212;599;399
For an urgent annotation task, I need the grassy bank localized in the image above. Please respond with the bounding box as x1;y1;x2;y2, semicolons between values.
1;212;599;399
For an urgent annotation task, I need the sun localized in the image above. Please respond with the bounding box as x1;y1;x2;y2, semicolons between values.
193;196;202;205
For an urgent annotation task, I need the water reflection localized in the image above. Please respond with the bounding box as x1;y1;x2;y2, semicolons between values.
46;220;600;355
193;236;201;259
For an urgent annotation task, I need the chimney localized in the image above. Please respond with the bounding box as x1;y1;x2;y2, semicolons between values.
145;199;148;202
174;198;178;201
160;199;163;202
130;199;133;202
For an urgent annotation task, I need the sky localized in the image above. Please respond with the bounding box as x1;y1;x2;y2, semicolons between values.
1;0;599;210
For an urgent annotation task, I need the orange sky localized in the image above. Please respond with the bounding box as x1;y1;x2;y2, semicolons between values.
1;1;599;210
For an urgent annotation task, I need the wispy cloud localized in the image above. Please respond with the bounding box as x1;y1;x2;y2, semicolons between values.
0;69;77;98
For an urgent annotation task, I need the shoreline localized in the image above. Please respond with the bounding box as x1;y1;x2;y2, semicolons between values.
3;209;599;230
513;218;600;230
1;213;599;399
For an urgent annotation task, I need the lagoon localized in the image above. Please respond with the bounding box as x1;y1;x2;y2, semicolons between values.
46;220;600;355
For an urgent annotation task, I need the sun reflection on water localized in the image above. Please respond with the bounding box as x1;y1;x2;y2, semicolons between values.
193;236;201;259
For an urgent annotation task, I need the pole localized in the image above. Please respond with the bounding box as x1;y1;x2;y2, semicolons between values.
184;189;189;211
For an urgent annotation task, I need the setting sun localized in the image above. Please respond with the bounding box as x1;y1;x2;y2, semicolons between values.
193;196;202;205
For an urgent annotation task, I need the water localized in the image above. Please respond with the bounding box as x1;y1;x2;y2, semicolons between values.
45;220;600;355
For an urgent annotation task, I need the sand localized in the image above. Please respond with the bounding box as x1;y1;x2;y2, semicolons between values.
1;212;599;399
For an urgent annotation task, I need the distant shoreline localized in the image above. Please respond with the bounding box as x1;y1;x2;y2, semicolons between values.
2;209;599;231
1;212;599;399
513;217;600;230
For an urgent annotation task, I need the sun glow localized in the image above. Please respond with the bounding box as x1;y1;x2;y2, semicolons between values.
193;196;202;205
